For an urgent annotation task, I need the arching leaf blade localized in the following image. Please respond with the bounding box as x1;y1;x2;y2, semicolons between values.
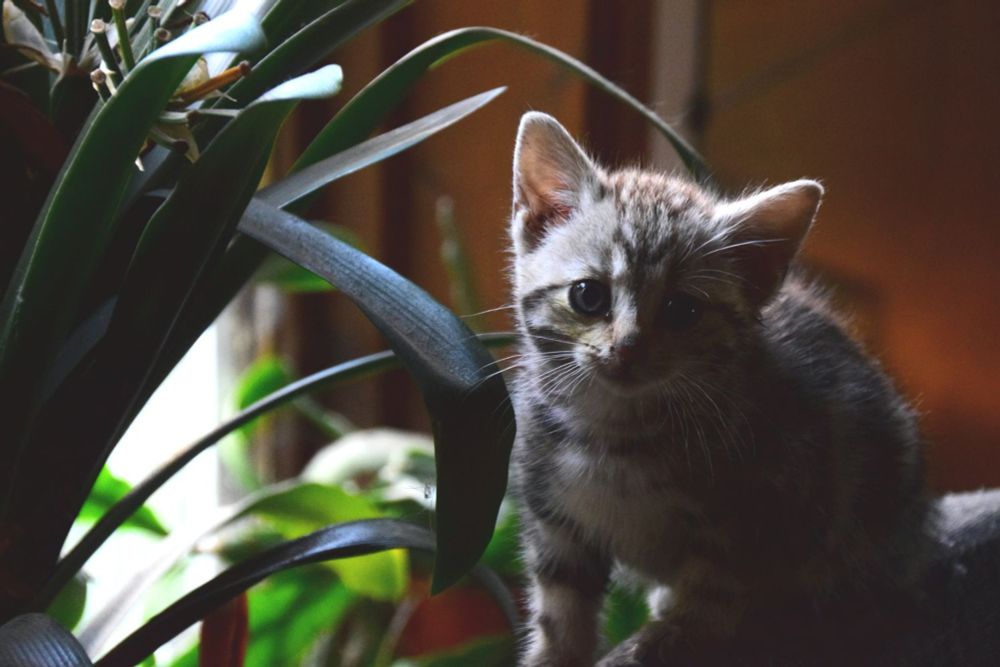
293;26;709;180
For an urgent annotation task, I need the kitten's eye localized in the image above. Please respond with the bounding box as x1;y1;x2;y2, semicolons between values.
569;280;611;317
662;294;703;329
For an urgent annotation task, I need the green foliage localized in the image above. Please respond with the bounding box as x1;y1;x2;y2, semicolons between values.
603;583;650;647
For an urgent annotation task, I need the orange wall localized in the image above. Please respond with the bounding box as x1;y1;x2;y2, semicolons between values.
704;0;1000;491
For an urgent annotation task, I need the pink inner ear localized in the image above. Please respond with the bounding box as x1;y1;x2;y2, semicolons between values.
732;236;797;306
519;181;575;244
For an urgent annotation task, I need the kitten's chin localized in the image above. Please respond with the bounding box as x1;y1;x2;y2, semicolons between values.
592;370;662;398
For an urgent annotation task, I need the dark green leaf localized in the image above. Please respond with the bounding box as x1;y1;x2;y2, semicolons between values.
18;63;342;612
0;7;266;512
0;613;93;666
254;222;363;293
93;520;511;667
237;201;514;592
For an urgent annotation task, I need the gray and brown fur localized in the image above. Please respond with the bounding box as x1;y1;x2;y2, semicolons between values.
507;112;930;666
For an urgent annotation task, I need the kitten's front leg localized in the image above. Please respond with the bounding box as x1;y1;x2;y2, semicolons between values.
521;520;609;667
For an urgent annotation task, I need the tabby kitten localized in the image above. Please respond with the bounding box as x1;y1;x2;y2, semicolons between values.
508;112;929;666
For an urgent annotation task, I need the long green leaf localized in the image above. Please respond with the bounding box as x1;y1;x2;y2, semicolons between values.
294;26;709;180
0;8;265;515
93;520;513;667
237;201;514;592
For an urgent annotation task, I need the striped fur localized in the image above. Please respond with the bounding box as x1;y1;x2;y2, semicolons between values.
508;113;930;666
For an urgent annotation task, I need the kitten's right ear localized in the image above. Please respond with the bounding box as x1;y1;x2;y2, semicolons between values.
512;112;596;251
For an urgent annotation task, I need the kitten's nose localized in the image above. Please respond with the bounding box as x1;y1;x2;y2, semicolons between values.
608;336;642;375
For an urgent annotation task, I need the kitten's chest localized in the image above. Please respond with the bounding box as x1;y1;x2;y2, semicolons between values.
550;447;697;574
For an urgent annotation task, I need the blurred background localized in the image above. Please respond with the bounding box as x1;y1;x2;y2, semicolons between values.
252;0;1000;492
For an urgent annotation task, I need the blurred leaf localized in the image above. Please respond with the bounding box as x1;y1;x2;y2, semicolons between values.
302;428;434;489
237;200;514;593
43;575;87;632
78;466;169;536
243;482;408;601
224;354;292;490
0;8;266;556
0;613;93;666
234;356;293;438
392;634;514;667
242;568;355;667
94;520;507;667
165;568;356;667
480;502;521;577
603;582;649;647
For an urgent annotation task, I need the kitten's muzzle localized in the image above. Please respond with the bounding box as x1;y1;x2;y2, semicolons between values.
603;338;642;380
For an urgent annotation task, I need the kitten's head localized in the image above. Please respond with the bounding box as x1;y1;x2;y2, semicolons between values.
509;112;822;401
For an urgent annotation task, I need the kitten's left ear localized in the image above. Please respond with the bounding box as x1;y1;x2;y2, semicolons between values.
511;112;597;252
715;180;824;306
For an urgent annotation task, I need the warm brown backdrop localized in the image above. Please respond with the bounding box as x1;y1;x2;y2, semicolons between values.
263;0;1000;492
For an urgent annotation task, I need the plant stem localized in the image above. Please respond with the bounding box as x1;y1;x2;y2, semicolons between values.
90;20;124;80
110;2;135;72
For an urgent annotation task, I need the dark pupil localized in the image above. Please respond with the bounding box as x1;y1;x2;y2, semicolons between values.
663;294;702;329
570;280;610;316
